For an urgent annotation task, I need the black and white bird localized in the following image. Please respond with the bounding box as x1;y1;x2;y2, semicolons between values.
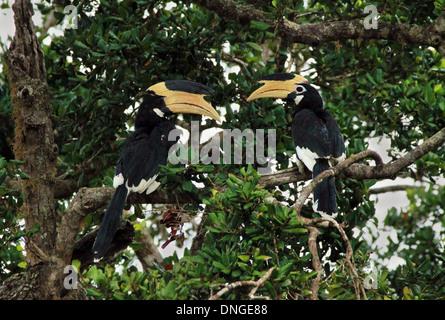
93;80;220;259
247;73;345;218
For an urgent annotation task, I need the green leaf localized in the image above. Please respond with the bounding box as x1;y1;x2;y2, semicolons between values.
182;180;195;192
238;255;250;262
246;42;262;52
213;261;230;274
163;281;177;299
250;21;271;31
283;227;308;234
256;255;271;261
0;171;7;185
277;262;294;279
73;40;90;50
17;169;29;180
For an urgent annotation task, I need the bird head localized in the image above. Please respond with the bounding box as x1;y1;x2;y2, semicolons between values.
247;73;323;111
136;80;221;128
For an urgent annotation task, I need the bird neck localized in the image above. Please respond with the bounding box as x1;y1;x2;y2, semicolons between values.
135;115;166;131
294;103;323;116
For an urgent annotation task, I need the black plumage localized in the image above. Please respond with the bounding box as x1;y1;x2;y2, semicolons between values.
93;81;219;259
290;86;345;217
247;74;345;218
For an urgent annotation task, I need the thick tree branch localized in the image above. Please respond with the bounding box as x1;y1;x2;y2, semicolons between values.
72;220;134;269
192;0;445;55
307;227;322;300
134;226;164;270
261;126;445;189
46;126;445;266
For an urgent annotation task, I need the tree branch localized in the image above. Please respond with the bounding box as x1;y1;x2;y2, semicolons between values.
369;184;415;194
294;150;382;214
307;227;322;300
134;226;164;270
192;0;445;54
260;126;445;190
44;126;445;267
299;217;367;299
208;266;276;300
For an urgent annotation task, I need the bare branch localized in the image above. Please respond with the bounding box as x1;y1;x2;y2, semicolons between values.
300;217;367;300
369;184;416;194
208;266;276;300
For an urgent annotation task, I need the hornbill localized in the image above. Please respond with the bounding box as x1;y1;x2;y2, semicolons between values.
247;73;345;218
92;80;220;259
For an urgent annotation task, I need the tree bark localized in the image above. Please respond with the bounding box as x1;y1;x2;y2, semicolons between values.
5;0;57;266
1;0;73;300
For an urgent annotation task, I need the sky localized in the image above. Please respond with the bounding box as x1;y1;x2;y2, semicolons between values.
0;3;15;48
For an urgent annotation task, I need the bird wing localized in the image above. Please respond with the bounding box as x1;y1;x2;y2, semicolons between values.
114;122;177;194
292;109;331;171
319;110;346;161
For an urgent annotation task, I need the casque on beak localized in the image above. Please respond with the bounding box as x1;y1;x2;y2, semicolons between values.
247;73;308;101
149;80;221;123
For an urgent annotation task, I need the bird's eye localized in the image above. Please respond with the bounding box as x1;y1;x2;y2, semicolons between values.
295;85;306;94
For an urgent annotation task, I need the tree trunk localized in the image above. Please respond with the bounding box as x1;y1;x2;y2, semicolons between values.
1;0;73;299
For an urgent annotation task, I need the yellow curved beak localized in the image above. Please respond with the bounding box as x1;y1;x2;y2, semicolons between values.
149;81;221;123
247;74;308;101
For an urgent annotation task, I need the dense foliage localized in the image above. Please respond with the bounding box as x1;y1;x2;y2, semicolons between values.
0;0;444;299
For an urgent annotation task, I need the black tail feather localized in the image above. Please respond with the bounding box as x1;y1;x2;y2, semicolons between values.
92;185;128;259
313;159;337;217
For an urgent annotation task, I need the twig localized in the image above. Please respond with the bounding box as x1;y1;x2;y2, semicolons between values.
369;184;415;194
300;217;367;300
208;267;276;300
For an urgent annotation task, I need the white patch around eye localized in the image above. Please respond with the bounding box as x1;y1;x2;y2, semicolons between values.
294;95;304;105
295;85;307;93
153;108;165;117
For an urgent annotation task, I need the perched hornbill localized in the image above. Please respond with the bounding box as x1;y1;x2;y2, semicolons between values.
93;80;220;259
247;73;345;218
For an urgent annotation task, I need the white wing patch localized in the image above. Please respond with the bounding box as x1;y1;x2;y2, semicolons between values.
313;199;338;219
296;147;317;172
145;180;161;195
126;174;160;194
336;152;346;162
296;147;331;172
329;152;346;167
113;173;125;188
